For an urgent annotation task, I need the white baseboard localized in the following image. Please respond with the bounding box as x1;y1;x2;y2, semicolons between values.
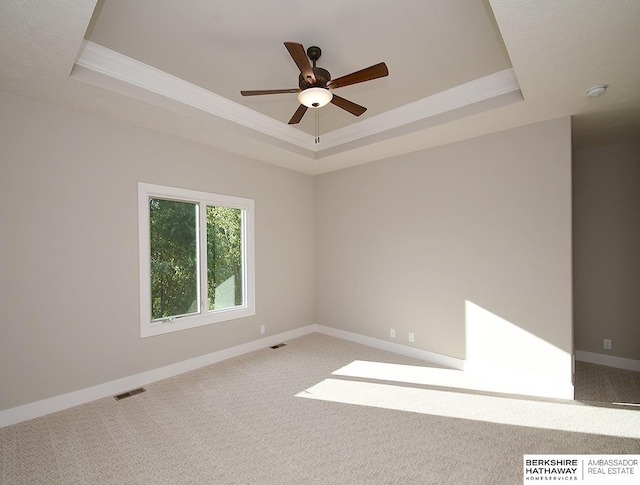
314;325;574;400
3;325;593;428
0;325;316;428
575;350;640;372
314;324;465;370
0;324;463;428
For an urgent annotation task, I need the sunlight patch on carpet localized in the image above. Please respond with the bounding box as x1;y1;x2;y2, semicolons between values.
332;360;570;399
296;378;640;439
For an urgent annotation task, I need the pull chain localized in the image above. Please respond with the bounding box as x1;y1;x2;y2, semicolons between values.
315;109;320;144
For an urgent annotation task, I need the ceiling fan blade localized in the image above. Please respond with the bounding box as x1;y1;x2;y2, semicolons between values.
241;89;299;96
284;42;316;84
327;62;388;89
288;104;308;124
330;95;367;116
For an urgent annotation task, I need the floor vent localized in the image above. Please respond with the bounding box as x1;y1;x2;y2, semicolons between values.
114;388;146;401
270;343;286;349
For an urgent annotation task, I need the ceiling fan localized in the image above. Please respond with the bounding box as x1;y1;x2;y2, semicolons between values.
241;42;389;125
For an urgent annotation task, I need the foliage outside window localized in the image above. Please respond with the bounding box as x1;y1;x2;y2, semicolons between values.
139;183;254;337
206;205;244;310
150;198;199;320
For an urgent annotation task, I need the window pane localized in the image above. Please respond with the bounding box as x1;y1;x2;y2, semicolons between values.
149;198;199;320
207;206;243;310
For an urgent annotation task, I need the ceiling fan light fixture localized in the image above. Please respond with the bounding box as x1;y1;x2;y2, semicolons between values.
298;87;333;108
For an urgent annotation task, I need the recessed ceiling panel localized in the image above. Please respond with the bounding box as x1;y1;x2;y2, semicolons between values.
86;0;512;134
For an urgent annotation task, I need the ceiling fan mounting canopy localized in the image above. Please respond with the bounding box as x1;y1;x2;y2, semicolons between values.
306;45;322;64
240;42;389;124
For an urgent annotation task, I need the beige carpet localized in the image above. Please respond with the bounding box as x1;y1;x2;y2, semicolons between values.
575;360;640;404
1;333;639;484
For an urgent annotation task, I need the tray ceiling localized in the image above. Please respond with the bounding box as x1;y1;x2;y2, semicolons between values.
1;0;638;174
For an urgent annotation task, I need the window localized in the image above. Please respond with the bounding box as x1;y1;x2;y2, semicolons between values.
138;183;255;337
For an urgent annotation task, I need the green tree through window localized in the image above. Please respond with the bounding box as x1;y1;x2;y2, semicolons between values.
207;206;243;309
150;199;198;320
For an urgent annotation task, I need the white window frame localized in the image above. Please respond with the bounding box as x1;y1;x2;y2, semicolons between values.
138;182;255;338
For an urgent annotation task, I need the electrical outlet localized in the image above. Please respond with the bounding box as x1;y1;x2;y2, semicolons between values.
260;325;265;335
604;339;611;350
390;328;396;338
409;332;414;343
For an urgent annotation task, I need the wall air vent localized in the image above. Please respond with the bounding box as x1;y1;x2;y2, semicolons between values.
270;343;287;349
114;387;146;401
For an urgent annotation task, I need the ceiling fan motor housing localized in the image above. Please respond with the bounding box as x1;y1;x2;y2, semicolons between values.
299;67;332;91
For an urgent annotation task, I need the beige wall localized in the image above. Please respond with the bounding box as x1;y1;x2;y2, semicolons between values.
315;118;574;385
0;91;315;411
0;89;576;411
573;141;640;361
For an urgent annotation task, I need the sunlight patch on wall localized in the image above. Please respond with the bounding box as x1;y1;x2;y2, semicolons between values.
465;300;572;394
296;378;639;439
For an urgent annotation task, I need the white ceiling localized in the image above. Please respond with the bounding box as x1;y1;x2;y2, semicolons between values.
1;0;639;175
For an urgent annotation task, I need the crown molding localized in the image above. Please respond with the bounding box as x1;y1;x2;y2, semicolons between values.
73;41;520;155
74;41;312;150
319;68;520;149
